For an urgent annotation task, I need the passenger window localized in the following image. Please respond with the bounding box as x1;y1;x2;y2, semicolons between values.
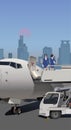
10;62;16;68
17;64;22;69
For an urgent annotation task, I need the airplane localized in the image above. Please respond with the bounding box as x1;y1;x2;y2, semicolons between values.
0;56;71;114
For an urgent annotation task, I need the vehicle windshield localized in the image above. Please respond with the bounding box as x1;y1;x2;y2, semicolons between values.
43;93;59;104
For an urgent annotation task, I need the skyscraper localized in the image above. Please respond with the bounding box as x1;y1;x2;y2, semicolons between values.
0;49;4;59
38;46;53;67
58;40;70;65
8;52;13;58
43;47;52;58
17;35;29;60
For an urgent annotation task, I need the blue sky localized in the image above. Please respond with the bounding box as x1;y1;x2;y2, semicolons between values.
0;0;71;57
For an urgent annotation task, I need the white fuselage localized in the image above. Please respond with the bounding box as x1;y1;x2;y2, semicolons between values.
0;59;71;100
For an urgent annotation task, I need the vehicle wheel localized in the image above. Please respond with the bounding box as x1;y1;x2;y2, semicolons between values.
50;111;61;119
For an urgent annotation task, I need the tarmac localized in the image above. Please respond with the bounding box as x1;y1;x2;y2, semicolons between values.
0;99;71;130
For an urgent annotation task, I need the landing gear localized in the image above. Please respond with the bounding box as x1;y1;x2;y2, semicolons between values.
11;106;21;115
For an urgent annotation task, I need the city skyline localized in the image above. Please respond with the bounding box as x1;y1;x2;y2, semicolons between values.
0;36;71;66
0;0;71;57
1;36;71;57
0;33;71;58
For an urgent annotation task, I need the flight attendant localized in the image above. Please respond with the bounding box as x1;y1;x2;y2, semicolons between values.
42;54;49;68
50;54;56;68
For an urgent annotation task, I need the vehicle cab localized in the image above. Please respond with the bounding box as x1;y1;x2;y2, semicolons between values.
39;92;61;117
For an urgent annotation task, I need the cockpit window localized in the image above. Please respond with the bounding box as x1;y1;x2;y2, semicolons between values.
10;62;22;69
17;63;22;69
10;62;16;68
0;62;10;65
0;61;22;69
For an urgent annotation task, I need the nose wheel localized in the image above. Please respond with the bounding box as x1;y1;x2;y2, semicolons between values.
11;106;21;115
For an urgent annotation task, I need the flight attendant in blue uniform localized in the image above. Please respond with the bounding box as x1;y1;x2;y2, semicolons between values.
42;54;49;68
50;54;56;68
